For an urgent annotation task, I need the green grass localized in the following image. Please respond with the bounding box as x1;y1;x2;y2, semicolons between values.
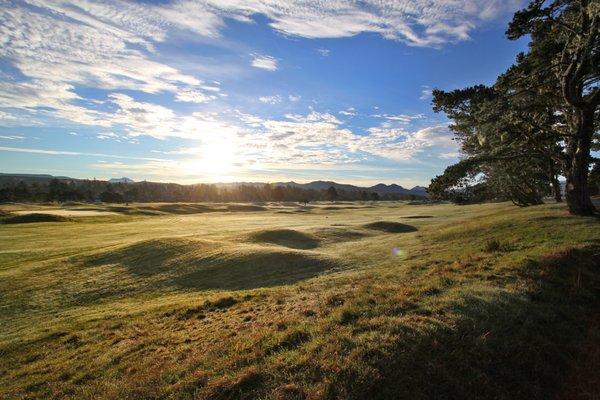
0;201;598;399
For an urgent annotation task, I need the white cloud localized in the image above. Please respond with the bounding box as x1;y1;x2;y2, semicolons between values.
317;48;331;56
259;95;282;104
354;124;457;161
372;113;425;123
251;54;278;71
174;89;217;103
288;94;302;102
0;135;25;140
420;86;433;100
195;0;522;47
229;110;457;165
0;0;219;124
339;107;357;116
96;132;121;140
0;146;168;161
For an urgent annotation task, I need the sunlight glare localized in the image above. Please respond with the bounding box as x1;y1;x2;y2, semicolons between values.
186;135;237;180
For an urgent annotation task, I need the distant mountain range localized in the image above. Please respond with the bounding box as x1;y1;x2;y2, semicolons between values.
212;180;428;197
270;181;428;197
0;174;429;197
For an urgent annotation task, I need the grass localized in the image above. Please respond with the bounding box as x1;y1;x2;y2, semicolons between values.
0;201;598;399
1;213;72;224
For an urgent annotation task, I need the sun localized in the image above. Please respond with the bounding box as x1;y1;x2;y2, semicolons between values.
186;135;237;180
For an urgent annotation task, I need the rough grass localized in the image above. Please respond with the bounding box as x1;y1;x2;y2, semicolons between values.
0;201;598;399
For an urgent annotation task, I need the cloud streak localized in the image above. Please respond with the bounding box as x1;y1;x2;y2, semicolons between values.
0;146;170;161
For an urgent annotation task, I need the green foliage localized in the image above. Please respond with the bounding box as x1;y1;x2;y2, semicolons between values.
430;0;599;213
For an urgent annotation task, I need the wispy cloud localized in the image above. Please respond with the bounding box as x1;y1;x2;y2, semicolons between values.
0;135;25;140
339;107;357;116
316;48;331;56
0;146;168;161
372;113;425;123
420;86;433;100
251;54;278;71
258;95;282;104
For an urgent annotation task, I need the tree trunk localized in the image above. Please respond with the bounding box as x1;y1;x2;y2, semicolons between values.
565;107;597;215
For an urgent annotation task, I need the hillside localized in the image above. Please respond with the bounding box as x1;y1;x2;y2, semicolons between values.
0;201;598;399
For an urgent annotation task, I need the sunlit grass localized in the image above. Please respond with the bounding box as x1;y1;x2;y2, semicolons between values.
0;201;598;399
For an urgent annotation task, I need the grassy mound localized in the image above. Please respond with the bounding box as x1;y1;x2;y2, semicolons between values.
312;227;371;243
227;204;268;212
176;248;343;290
86;238;212;275
363;221;417;233
84;237;341;292
1;213;72;224
248;229;320;249
138;204;221;214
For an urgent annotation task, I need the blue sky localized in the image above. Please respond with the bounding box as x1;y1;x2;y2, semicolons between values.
0;0;528;187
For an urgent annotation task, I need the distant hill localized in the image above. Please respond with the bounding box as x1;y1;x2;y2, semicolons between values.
108;177;135;184
0;173;428;197
0;173;75;184
272;180;429;197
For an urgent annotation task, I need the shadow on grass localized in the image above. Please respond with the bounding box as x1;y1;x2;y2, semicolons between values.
321;245;600;400
1;213;72;224
363;221;418;233
174;250;342;291
248;229;321;249
85;238;343;292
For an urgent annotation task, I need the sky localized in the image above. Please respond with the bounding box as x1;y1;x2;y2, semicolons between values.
0;0;529;187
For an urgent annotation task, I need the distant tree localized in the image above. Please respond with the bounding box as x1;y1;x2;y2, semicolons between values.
100;184;124;203
272;185;285;202
326;186;338;202
370;192;380;201
13;181;30;202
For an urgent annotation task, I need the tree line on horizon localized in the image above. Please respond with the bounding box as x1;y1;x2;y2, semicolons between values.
0;178;422;204
428;0;599;215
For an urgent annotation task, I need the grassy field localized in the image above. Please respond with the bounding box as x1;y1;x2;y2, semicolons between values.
0;201;599;399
